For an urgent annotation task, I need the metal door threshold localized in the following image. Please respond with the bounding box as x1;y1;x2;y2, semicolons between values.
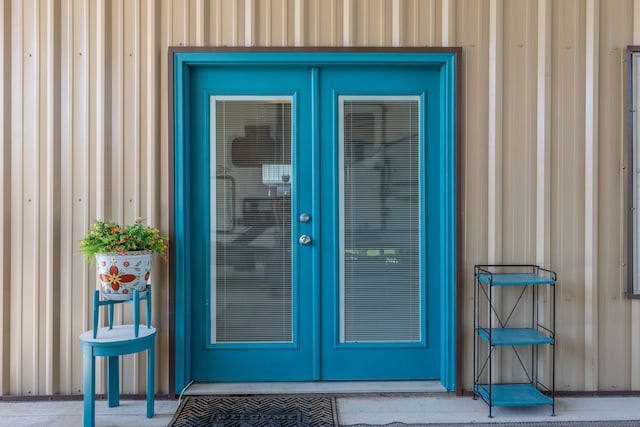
183;381;447;395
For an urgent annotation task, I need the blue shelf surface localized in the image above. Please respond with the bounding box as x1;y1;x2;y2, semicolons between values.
476;273;555;286
476;328;554;345
475;383;553;407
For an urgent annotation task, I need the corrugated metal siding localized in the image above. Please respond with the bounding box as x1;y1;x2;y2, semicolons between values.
0;0;638;396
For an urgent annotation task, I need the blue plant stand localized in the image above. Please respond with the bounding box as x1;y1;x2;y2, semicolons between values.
79;286;155;427
92;286;151;338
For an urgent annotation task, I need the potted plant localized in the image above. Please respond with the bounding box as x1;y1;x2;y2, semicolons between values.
80;218;169;300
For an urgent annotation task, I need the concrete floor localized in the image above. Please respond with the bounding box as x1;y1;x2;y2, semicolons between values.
1;382;640;426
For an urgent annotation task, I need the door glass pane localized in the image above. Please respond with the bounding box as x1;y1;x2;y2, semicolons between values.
339;96;421;343
211;97;292;343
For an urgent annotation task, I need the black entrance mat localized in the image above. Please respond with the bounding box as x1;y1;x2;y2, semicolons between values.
168;395;338;427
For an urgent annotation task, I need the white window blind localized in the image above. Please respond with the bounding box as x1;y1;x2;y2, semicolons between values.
210;97;293;343
339;97;422;342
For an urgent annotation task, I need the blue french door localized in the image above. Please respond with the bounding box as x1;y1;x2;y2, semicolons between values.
318;66;441;379
175;52;457;387
188;66;315;381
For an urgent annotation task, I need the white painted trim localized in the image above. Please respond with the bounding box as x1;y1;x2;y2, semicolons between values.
330;1;336;46
343;0;352;47
245;0;253;46
133;0;141;219
392;0;400;47
294;0;304;47
209;97;218;345
59;0;73;395
182;0;189;44
95;0;105;219
441;0;452;47
487;0;503;263
10;0;25;394
45;0;55;396
215;0;222;45
195;0;204;46
145;0;157;221
536;0;551;266
113;0;124;222
584;0;599;392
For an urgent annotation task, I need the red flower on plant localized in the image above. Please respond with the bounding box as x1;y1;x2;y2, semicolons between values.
99;264;137;292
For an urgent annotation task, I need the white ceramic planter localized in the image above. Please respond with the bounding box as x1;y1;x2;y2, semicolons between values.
95;251;152;300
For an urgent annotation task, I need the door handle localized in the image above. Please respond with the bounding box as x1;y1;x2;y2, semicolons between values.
298;235;312;246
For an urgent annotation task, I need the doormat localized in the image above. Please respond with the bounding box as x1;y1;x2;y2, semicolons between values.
168;395;338;427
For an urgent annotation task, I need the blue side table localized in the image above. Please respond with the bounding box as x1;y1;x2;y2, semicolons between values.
79;325;156;427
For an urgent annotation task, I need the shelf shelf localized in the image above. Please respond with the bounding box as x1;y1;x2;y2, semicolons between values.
476;272;555;286
475;383;553;407
473;264;556;416
476;328;554;346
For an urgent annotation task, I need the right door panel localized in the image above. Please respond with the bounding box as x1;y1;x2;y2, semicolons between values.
319;66;442;380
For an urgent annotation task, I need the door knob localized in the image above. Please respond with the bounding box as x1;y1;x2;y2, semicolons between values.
298;235;312;246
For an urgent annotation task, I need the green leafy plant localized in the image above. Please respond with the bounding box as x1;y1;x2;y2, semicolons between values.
80;218;169;261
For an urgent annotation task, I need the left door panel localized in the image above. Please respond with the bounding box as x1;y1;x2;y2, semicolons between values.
188;67;314;381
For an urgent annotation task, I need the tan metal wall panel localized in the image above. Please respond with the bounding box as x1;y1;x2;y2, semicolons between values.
550;0;588;392
1;0;640;396
632;0;640;393
0;0;9;396
306;0;340;46
457;0;491;391
596;0;631;392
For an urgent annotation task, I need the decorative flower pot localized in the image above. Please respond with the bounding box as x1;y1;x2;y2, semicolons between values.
95;251;152;300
